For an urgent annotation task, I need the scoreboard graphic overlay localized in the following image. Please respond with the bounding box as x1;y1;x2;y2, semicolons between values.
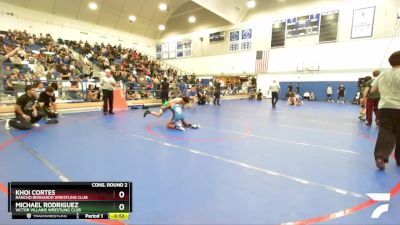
8;182;132;220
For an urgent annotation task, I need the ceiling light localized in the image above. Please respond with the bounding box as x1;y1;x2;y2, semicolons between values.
188;16;196;23
159;25;166;31
88;2;98;10
128;15;136;22
159;3;168;11
247;0;256;8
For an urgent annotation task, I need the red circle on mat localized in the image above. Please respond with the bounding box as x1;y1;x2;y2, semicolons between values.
146;122;251;142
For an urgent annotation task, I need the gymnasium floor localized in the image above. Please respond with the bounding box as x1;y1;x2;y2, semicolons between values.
0;99;399;225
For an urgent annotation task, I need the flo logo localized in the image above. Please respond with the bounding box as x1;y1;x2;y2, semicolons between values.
367;193;391;219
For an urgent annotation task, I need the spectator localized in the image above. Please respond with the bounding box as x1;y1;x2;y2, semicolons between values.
256;89;263;101
364;70;381;126
326;84;333;102
310;92;315;101
370;51;400;170
337;83;346;103
214;80;221;106
0;46;19;90
86;84;99;102
160;76;169;104
38;87;58;119
303;91;310;101
5;85;43;130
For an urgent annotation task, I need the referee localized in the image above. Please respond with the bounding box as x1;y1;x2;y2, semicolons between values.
100;69;116;115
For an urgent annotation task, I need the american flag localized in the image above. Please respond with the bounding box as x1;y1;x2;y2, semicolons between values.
255;50;269;73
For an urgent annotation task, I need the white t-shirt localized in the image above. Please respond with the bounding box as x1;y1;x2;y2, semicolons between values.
100;76;116;91
372;68;400;109
269;83;280;93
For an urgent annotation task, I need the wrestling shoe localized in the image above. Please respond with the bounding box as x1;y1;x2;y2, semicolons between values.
375;158;385;170
143;110;151;117
5;119;10;130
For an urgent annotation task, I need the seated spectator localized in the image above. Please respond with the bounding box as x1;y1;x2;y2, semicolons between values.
36;81;46;97
310;92;316;101
197;90;207;105
303;91;310;100
4;74;17;95
5;85;43;130
59;64;71;81
86;84;99;102
3;66;13;78
68;80;81;100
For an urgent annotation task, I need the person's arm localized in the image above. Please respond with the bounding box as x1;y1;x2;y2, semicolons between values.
32;104;38;117
4;47;20;59
370;86;378;93
370;77;379;94
15;105;31;120
363;87;370;98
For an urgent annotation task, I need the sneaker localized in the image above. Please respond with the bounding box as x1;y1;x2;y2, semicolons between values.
176;126;186;131
143;110;151;117
32;123;40;128
375;158;386;170
366;123;372;126
5;119;10;130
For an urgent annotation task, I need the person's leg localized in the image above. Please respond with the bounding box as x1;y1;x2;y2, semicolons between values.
161;92;166;103
102;89;108;114
272;92;277;107
394;109;400;166
366;98;373;125
30;115;43;124
373;99;380;125
374;109;396;169
9;115;33;130
109;90;114;113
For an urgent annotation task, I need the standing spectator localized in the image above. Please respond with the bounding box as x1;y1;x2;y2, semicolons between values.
256;89;263;101
295;82;300;94
214;80;222;106
5;85;43;130
370;51;400;170
326;84;333;102
180;80;188;97
364;70;381;126
160;76;169;104
269;80;280;108
100;69;116;115
337;83;346;103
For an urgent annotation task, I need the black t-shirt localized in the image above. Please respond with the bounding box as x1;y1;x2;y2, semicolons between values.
16;94;36;114
38;92;56;107
161;80;169;92
215;83;221;93
338;86;346;96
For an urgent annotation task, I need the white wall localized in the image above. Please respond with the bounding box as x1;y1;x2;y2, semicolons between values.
0;2;156;56
164;51;256;75
158;0;400;76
